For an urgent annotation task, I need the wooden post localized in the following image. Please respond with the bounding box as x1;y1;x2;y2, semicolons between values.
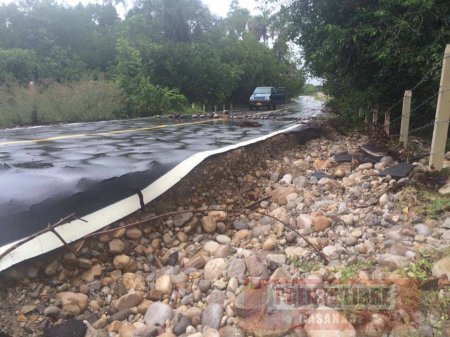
399;90;412;148
430;44;450;170
203;105;205;113
214;105;217;113
364;112;369;124
230;103;233;110
372;109;379;124
384;110;391;136
223;104;225;111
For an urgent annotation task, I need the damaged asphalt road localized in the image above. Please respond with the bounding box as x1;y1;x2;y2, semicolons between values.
0;97;323;247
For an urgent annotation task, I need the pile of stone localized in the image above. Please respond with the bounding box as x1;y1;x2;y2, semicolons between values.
1;130;449;337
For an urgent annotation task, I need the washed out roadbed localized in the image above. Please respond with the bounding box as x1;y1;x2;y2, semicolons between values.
0;120;449;337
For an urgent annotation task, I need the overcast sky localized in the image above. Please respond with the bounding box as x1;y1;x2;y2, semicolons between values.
0;0;259;17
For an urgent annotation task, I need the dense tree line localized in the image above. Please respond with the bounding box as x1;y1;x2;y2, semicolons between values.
277;0;450;125
0;0;305;121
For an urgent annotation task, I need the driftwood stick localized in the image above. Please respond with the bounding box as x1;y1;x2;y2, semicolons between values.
1;204;329;266
245;195;271;209
83;208;213;238
0;213;76;261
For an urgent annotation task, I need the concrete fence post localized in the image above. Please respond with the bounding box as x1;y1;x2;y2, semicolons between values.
384;110;391;136
400;90;412;148
372;109;379;124
430;44;450;170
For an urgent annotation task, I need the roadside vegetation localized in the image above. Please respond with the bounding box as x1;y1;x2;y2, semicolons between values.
274;0;450;128
0;0;305;128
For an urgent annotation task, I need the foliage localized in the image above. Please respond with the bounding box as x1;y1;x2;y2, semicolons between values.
0;80;124;128
0;0;307;124
131;78;187;116
289;257;322;272
0;48;36;84
338;259;375;280
277;0;450;126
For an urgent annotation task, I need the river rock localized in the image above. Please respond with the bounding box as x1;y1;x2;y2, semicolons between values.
245;255;268;278
266;254;287;268
118;322;136;337
109;239;125;254
432;256;450;278
379;194;389;206
154;274;173;295
297;214;312;229
126;228;142;240
216;235;231;244
215;244;232;258
262;237;277;251
143;302;174;326
184;255;207;269
204;258;228;280
358;163;373;170
270;186;297;205
313;216;332;232
115;292;144;311
227;258;246;280
81;264;102;282
56;292;89;315
202;303;223;329
173;212;194;227
173;314;192;335
113;255;131;269
202;216;217;233
414;223;431;236
122;273;146;291
204;241;220;254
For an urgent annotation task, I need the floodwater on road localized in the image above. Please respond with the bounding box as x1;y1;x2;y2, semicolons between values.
0;96;323;246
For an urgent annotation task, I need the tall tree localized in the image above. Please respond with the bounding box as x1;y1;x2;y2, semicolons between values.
278;0;450;122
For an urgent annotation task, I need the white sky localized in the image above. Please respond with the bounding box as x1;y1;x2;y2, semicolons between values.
203;0;258;17
0;0;259;17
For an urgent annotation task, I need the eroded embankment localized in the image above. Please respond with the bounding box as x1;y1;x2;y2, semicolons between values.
1;120;449;337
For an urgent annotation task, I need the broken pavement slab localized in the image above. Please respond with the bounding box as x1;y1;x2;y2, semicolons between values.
334;153;353;163
379;163;414;178
311;171;335;180
360;143;387;158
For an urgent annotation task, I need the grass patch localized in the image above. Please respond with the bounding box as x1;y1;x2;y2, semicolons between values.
289;258;322;273
399;167;450;218
0;80;125;128
338;259;376;280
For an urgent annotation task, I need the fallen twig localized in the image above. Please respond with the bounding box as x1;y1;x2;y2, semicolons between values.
0;213;80;262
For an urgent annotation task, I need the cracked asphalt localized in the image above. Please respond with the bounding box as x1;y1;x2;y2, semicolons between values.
0;96;323;246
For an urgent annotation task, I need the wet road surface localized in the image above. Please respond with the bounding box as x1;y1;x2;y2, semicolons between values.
0;96;323;246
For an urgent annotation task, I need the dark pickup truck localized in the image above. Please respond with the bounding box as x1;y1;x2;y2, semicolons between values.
249;86;285;110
